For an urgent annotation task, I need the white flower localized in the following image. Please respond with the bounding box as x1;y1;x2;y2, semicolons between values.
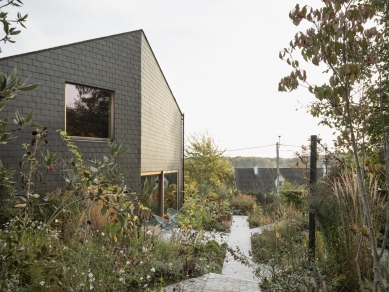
55;219;59;223
151;267;155;273
147;275;151;280
144;284;148;288
126;261;130;265
142;247;148;252
140;261;143;265
101;232;105;236
140;277;143;281
146;230;152;235
39;281;45;286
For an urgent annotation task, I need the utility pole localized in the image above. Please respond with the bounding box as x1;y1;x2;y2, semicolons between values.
276;136;281;196
309;135;317;261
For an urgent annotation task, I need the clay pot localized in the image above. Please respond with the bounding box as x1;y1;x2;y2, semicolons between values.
219;215;228;221
222;220;231;229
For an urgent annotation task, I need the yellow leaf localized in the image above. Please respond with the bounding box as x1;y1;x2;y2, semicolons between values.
113;235;118;242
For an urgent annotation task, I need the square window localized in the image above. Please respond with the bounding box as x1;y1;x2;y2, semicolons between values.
65;83;113;139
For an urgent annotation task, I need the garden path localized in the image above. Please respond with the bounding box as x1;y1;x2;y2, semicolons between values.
222;215;260;282
161;215;265;291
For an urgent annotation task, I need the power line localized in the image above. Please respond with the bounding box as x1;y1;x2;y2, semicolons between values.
279;144;304;148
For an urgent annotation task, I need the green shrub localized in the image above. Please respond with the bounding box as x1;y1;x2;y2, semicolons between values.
247;211;261;228
281;190;303;211
178;194;218;231
311;176;380;291
251;211;315;291
246;191;277;206
230;193;256;215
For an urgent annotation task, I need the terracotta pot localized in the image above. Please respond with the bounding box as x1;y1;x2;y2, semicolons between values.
219;215;228;221
222;220;231;229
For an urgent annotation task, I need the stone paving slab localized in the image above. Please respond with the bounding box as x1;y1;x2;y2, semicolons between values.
157;229;230;246
160;273;260;292
222;216;260;282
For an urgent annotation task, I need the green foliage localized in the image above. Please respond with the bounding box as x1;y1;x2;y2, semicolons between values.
139;176;156;201
185;133;234;199
278;0;388;161
279;1;389;289
229;193;257;215
0;215;227;291
164;183;177;211
251;210;317;290
0;67;39;145
0;0;28;52
311;175;387;291
0;126;230;290
0;67;39;194
281;190;303;211
246;190;277;206
178;194;219;231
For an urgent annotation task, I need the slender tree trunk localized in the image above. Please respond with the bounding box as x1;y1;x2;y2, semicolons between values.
344;87;382;290
341;21;382;290
377;69;389;260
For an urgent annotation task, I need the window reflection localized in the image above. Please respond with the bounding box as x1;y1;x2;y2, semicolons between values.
65;84;113;138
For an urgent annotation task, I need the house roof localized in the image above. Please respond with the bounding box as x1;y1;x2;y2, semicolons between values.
0;29;183;115
235;167;316;193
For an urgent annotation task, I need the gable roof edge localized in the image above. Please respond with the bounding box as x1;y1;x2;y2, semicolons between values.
0;29;143;61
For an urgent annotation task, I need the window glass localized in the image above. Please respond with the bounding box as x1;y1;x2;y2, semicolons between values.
65;83;113;138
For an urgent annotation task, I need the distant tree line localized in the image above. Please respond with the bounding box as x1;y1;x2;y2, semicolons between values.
228;157;294;168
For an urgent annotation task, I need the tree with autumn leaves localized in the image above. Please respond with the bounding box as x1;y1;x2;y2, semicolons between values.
279;0;389;290
184;133;234;199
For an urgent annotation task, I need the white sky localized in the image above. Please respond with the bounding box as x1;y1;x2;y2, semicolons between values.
1;0;336;158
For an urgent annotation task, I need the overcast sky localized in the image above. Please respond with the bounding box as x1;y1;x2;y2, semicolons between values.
1;0;335;158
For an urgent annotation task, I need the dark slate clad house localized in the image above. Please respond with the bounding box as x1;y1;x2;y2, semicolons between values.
0;30;184;210
234;167;318;193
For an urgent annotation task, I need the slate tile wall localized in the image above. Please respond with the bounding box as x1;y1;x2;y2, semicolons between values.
140;34;183;207
0;30;143;198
